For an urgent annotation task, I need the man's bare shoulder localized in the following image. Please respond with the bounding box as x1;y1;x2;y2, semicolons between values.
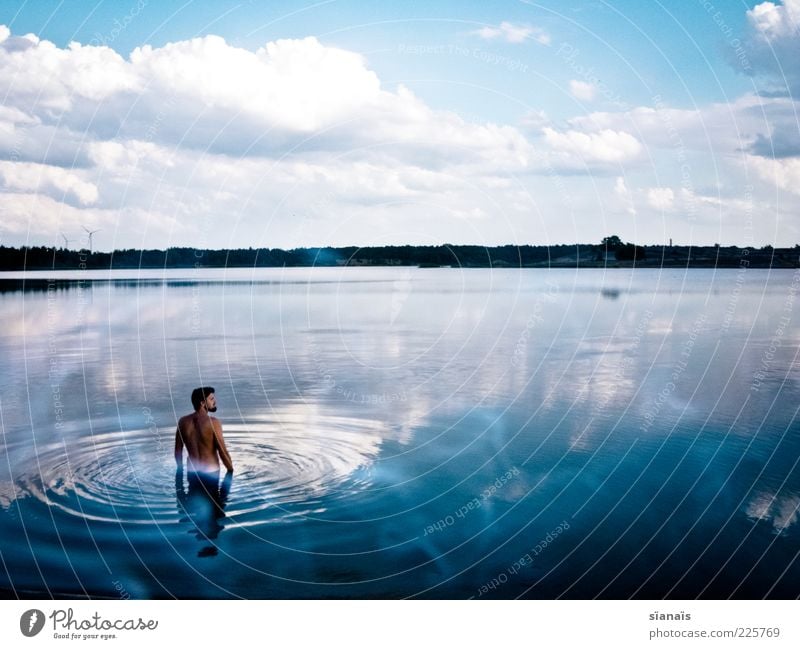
177;413;195;426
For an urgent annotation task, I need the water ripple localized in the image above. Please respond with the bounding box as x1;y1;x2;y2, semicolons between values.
5;413;383;526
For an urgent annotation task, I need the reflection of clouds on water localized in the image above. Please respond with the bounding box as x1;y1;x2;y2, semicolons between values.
745;490;800;533
378;389;439;446
2;269;800;598
644;316;674;336
0;480;21;509
564;335;648;450
389;267;414;325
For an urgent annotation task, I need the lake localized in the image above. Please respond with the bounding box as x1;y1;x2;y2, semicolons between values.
0;266;798;598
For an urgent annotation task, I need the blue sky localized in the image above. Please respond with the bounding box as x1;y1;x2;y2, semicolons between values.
0;0;797;250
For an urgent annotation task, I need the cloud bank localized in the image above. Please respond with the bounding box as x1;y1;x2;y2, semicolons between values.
0;27;653;249
0;8;798;250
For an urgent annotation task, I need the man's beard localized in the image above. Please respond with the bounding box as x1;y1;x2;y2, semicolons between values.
207;406;217;412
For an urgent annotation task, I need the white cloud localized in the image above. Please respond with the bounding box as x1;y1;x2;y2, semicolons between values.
567;94;800;160
0;130;539;249
0;36;137;112
0;19;793;250
472;22;550;45
129;35;382;133
742;0;800;91
614;176;636;215
569;80;597;102
748;154;800;194
647;187;675;211
747;0;800;40
0;29;540;169
542;127;642;164
0;26;549;249
0;188;183;250
0;192;104;236
0;160;98;205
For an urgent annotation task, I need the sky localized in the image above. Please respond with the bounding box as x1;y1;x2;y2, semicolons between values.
0;0;798;251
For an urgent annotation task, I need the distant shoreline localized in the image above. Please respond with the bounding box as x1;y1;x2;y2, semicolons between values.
0;243;797;270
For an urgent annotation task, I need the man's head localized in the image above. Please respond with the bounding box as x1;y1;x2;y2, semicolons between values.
191;386;216;412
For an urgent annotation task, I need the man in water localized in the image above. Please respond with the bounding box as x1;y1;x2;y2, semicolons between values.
175;386;234;481
175;387;234;556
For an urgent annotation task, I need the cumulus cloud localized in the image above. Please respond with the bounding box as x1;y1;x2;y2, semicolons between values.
0;191;111;237
542;127;642;164
614;176;636;215
747;0;800;40
748;154;800;194
472;22;550;45
742;0;800;92
0;33;386;153
566;94;800;164
0;29;542;168
129;35;382;134
569;80;597;102
0;37;137;113
0;160;98;205
2;18;790;250
0;26;558;248
647;187;675;211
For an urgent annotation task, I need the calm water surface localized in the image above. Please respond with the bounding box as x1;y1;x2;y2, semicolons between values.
0;267;798;598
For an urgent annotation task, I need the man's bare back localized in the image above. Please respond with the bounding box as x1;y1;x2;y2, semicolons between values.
175;388;234;475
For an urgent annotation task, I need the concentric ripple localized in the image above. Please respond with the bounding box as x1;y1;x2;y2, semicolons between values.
6;411;383;526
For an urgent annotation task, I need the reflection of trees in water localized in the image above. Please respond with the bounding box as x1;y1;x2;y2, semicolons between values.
175;470;232;557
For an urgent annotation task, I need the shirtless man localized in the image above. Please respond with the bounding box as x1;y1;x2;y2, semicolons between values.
175;387;234;479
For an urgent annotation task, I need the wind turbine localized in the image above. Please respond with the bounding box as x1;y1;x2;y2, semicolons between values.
82;226;100;254
60;233;73;250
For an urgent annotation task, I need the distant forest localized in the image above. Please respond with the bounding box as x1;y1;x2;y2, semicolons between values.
0;237;797;270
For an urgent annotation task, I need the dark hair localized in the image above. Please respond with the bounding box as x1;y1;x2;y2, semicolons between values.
191;386;215;410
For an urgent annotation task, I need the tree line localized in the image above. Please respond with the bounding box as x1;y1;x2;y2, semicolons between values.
0;239;796;270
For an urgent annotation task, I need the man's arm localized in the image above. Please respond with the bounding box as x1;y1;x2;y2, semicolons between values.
212;419;234;473
174;425;184;468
